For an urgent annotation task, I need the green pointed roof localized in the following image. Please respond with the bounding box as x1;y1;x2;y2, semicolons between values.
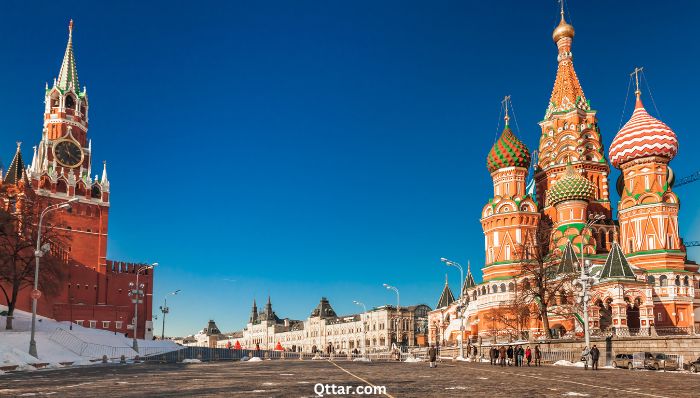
486;125;531;173
546;163;596;207
600;242;636;280
57;20;80;92
437;277;455;309
3;143;28;186
557;241;579;274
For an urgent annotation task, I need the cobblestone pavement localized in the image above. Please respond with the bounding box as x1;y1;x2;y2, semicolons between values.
0;359;698;397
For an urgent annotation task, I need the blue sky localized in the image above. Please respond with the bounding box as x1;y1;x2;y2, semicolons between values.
2;1;699;336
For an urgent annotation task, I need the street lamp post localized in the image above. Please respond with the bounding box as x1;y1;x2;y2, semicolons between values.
441;257;466;359
575;214;604;348
129;263;157;352
160;289;180;339
382;284;400;348
29;198;78;358
353;300;367;358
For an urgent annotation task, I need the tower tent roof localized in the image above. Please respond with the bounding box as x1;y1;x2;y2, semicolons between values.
545;8;590;118
3;143;29;186
57;20;80;92
557;241;580;274
599;242;636;280
437;276;455;309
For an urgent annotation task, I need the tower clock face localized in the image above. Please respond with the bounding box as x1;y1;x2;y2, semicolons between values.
53;140;84;167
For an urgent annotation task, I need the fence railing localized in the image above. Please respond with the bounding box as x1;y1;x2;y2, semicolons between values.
49;328;138;360
142;347;422;363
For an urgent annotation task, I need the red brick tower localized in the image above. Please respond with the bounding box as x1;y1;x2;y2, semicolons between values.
0;21;155;338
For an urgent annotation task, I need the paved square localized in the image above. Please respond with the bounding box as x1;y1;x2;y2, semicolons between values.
0;360;697;397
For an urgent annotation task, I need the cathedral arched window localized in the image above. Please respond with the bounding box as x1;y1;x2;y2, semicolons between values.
647;275;655;285
65;95;75;109
674;275;681;286
500;283;506;293
683;276;689;287
659;275;668;286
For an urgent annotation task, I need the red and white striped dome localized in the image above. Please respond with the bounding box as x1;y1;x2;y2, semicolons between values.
609;97;678;168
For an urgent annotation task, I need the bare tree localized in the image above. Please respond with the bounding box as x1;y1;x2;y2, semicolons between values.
515;220;578;339
490;291;531;341
0;189;69;329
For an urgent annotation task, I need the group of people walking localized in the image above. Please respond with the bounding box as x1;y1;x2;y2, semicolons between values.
489;344;541;367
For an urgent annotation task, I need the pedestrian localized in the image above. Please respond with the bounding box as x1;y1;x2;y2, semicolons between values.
581;346;591;370
489;346;495;365
518;345;524;367
535;345;542;367
499;346;507;367
507;345;513;366
526;346;532;366
428;344;437;368
472;345;478;359
590;345;600;370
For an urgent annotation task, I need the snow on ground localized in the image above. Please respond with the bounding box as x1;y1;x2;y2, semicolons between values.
0;305;179;373
182;359;202;363
248;357;263;362
353;357;371;362
404;357;422;363
553;360;585;368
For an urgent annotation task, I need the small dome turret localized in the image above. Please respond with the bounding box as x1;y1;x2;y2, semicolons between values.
547;163;596;207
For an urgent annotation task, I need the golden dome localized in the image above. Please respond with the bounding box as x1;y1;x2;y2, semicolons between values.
552;14;575;42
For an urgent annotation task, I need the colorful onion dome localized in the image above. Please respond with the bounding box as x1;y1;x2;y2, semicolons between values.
547;163;596;207
486;125;531;173
552;11;575;43
609;95;678;169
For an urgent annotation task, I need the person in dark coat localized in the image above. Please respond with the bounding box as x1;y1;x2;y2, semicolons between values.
489;346;496;365
590;345;600;370
428;344;437;368
507;345;514;366
534;345;542;366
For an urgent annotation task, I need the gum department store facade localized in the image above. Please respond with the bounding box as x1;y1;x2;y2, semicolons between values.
428;10;699;345
224;297;431;353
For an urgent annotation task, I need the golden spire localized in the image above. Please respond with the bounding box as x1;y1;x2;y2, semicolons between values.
553;0;575;43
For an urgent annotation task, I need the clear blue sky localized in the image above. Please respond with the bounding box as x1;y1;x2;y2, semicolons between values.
1;1;699;336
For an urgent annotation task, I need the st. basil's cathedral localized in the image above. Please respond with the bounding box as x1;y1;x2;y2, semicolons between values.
429;8;698;344
0;22;155;339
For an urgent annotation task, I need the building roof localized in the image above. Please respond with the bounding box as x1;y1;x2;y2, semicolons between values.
310;297;337;319
557;240;580;274
609;94;678;169
57;20;80;92
3;143;29;186
545;11;590;119
436;276;455;309
205;320;221;336
599;242;636;280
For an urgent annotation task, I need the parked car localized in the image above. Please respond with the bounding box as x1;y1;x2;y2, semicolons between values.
685;357;700;373
612;354;634;370
643;352;678;371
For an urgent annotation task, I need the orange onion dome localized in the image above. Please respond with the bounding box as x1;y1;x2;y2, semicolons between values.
609;96;678;169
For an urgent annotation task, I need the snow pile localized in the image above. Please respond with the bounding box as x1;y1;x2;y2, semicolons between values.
353;357;371;362
248;357;263;362
404;357;423;363
553;360;585;367
0;306;179;373
182;359;202;363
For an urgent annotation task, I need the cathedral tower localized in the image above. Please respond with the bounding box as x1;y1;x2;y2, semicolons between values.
481;100;539;281
535;6;615;255
609;70;683;269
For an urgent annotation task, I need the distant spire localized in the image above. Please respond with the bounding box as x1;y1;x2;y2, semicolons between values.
4;142;28;185
101;160;108;184
57;19;80;91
